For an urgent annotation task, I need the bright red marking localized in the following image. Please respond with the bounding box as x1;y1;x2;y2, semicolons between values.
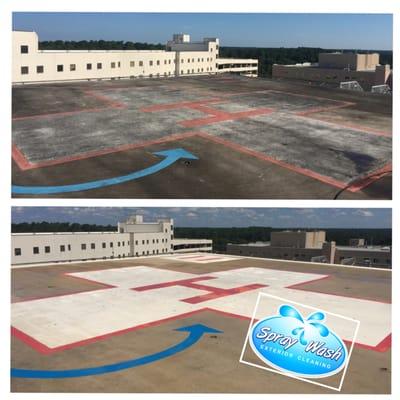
181;283;267;304
11;268;391;354
133;275;267;304
133;276;217;291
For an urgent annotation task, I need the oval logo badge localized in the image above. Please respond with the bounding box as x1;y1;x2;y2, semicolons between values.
249;305;348;378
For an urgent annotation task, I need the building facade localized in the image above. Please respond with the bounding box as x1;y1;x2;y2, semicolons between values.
227;230;391;268
11;215;212;265
12;31;258;84
272;52;392;90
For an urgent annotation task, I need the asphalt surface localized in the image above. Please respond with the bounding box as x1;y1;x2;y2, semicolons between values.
12;75;392;199
11;256;391;394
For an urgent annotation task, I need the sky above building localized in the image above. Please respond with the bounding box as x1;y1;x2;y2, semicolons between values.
12;13;392;50
11;208;391;229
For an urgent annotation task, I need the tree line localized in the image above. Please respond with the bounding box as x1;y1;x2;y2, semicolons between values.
39;40;392;78
174;227;392;252
39;40;164;51
11;223;391;252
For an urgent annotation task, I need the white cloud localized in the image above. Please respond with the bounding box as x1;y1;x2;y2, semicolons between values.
354;210;374;217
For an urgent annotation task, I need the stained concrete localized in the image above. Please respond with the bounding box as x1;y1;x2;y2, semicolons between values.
12;75;392;199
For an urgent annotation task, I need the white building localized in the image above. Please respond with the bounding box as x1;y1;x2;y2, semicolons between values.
11;215;213;265
12;31;258;84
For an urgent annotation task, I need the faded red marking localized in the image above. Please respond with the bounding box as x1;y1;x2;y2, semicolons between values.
346;163;392;192
12;131;201;171
298;113;392;138
12;145;31;170
140;98;224;112
196;132;348;190
180;107;274;128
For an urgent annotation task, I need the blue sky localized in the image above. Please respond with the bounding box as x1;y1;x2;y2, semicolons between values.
12;13;392;50
11;208;391;229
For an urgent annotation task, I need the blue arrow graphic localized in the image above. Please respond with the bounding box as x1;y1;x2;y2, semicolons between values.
12;148;198;195
11;324;222;379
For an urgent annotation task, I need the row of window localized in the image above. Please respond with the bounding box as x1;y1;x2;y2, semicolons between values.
136;248;169;256
134;238;168;245
181;57;212;63
180;67;212;75
20;57;215;75
14;240;129;256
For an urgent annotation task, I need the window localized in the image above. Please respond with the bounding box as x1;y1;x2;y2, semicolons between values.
118;62;121;67
169;60;171;64
111;62;116;68
157;60;160;66
33;247;39;254
87;63;92;70
139;61;143;66
70;64;76;71
146;240;149;244
122;241;125;246
20;45;29;54
181;70;184;74
45;246;51;253
68;244;71;251
14;248;21;256
135;240;138;245
81;243;87;250
21;66;29;75
164;60;167;65
149;60;153;66
118;242;121;247
187;69;190;74
142;240;145;245
192;58;194;62
187;59;190;63
91;243;95;249
97;63;102;69
181;59;184;64
110;242;113;248
60;245;65;252
130;61;135;67
102;242;106;249
36;65;44;74
57;64;64;72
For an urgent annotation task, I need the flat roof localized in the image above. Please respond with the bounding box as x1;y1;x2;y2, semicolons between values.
12;75;391;200
11;253;391;394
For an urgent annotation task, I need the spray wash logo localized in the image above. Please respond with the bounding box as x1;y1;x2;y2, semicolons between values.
249;305;348;378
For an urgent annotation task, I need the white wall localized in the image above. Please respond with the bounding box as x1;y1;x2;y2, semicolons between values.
12;232;131;265
13;31;258;83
